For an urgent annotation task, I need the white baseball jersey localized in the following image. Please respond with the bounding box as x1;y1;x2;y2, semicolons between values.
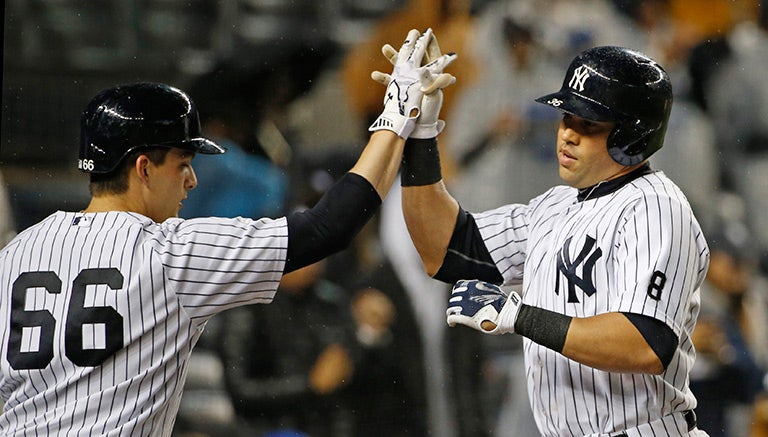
0;211;287;436
473;170;709;436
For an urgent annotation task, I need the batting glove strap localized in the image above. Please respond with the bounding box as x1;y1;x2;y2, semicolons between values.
368;104;416;138
488;291;522;335
368;75;422;137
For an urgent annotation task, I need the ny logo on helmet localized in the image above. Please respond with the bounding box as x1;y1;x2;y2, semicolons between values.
568;65;590;92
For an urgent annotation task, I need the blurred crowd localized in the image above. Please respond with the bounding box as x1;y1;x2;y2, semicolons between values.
3;0;768;436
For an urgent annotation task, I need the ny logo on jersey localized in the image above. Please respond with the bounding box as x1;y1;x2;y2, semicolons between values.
555;235;602;303
568;65;590;92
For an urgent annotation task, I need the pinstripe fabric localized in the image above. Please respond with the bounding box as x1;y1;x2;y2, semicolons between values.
1;211;287;436
473;171;709;436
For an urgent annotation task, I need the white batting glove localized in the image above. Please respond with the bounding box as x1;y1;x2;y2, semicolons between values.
369;29;456;139
446;279;522;335
411;32;456;139
375;33;456;139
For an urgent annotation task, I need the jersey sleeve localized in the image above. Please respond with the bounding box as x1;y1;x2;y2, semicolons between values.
472;203;531;286
472;187;571;286
612;189;709;337
152;216;288;320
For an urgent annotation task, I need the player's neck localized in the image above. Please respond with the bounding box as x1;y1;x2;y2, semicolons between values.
83;195;142;215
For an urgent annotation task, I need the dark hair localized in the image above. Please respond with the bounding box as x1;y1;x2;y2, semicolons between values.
89;147;170;196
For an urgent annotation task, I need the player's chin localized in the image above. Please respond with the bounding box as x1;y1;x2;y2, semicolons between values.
558;167;576;184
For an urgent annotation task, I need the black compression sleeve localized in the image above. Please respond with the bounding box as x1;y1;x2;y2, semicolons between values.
433;207;504;284
284;172;381;273
622;313;678;370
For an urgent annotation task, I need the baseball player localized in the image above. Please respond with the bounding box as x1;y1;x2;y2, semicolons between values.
0;29;455;436
399;45;710;436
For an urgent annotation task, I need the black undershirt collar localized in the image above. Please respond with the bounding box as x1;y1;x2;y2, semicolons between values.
576;163;653;202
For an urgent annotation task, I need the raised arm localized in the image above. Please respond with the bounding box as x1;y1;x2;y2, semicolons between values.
401;161;460;276
395;33;462;276
285;29;457;273
349;130;405;199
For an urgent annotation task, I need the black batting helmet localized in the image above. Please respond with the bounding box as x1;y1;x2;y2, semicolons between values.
79;82;225;174
535;46;672;166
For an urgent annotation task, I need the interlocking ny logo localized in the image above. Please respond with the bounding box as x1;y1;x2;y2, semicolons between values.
555;235;602;303
568;65;590;92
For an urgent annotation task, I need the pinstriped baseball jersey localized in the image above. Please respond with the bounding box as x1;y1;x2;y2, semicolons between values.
472;170;709;436
0;211;287;436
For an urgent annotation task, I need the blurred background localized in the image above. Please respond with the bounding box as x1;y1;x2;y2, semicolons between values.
3;1;768;436
1;0;414;231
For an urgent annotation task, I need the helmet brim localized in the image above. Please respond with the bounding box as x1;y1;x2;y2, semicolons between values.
174;137;227;155
535;91;616;122
189;137;226;154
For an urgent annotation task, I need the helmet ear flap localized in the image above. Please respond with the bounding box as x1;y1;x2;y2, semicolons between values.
607;122;649;166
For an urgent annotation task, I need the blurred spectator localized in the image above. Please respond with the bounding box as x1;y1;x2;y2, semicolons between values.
444;0;563;208
379;185;491;437
342;0;479;128
690;223;768;437
345;286;427;436
341;0;481;181
0;170;16;247
181;40;339;220
753;393;768;436
703;4;768;250
668;0;757;40
218;260;356;437
175;48;339;435
536;0;635;61
180;63;293;220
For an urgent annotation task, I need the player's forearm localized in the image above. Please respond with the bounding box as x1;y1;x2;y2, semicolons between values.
402;183;459;275
349;130;405;199
562;312;664;374
399;136;459;275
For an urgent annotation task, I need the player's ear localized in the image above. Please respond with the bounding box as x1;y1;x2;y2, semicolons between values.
134;155;151;185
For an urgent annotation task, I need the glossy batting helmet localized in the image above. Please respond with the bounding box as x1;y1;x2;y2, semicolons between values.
79;82;225;174
535;46;672;166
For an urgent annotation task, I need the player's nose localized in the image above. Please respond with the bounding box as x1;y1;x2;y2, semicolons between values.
186;166;198;190
559;120;579;145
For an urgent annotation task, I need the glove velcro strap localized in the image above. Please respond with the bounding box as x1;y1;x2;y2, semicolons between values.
489;292;522;334
410;120;445;139
401;138;442;186
514;305;572;353
369;112;416;138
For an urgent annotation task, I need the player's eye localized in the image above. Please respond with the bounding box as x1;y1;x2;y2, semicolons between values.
581;119;612;135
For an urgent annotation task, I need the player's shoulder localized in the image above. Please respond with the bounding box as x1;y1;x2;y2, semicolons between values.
624;170;690;203
157;215;289;248
530;185;578;209
1;211;73;252
617;170;697;219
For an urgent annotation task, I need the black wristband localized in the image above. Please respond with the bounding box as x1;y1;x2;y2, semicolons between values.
514;305;572;353
401;137;442;186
